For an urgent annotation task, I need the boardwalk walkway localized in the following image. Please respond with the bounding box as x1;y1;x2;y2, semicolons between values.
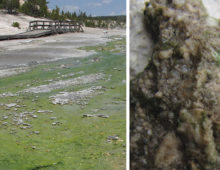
0;20;84;41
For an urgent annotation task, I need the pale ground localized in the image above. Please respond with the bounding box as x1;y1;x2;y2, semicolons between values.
0;10;49;35
130;0;220;78
0;11;125;77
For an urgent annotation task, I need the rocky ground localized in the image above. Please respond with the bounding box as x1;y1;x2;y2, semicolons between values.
0;29;126;169
130;0;220;170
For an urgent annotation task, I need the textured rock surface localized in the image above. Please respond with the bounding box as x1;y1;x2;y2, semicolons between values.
130;0;220;169
130;0;155;78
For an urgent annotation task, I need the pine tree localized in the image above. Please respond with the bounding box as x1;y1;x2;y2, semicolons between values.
2;0;19;13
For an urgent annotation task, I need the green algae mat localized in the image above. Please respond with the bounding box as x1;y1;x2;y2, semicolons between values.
0;37;126;170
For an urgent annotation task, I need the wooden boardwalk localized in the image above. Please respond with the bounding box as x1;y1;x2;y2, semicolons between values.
0;20;84;41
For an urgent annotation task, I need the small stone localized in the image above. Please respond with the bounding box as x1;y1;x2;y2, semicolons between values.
3;116;8;120
50;117;56;120
2;122;8;126
32;146;36;149
147;129;152;136
82;114;96;118
155;91;163;98
159;49;173;59
5;103;17;108
92;109;99;113
97;114;109;118
37;110;53;113
52;122;61;126
32;115;38;118
23;123;31;126
34;131;40;135
107;135;120;141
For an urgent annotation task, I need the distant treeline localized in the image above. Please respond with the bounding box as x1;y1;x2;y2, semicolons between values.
0;0;126;28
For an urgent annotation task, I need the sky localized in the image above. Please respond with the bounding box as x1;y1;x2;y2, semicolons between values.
47;0;126;17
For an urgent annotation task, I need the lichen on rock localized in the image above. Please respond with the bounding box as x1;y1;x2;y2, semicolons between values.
130;0;220;169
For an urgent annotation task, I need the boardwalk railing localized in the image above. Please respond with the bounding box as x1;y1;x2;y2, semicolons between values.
0;20;84;41
28;20;84;33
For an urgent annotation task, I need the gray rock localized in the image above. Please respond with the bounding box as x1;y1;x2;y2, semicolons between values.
2;116;8;120
97;114;110;118
107;135;120;141
2;122;8;126
34;131;40;135
82;114;96;118
52;121;61;126
37;110;53;113
32;115;38;118
5;103;17;108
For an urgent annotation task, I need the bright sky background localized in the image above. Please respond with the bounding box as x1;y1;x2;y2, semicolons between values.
47;0;126;16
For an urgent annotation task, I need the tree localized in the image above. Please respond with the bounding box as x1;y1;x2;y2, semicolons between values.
50;6;60;20
20;0;48;17
2;0;19;13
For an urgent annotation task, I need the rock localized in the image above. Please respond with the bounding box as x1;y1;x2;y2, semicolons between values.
50;117;56;120
92;109;99;113
155;133;183;169
82;114;96;118
131;0;220;169
52;122;61;126
32;115;38;118
5;103;17;108
33;131;40;135
97;114;110;118
23;123;31;126
107;135;121;143
159;49;173;60
2;116;8;120
2;122;8;126
82;114;109;118
37;110;53;113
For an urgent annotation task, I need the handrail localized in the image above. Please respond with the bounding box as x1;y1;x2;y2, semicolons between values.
28;20;84;32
